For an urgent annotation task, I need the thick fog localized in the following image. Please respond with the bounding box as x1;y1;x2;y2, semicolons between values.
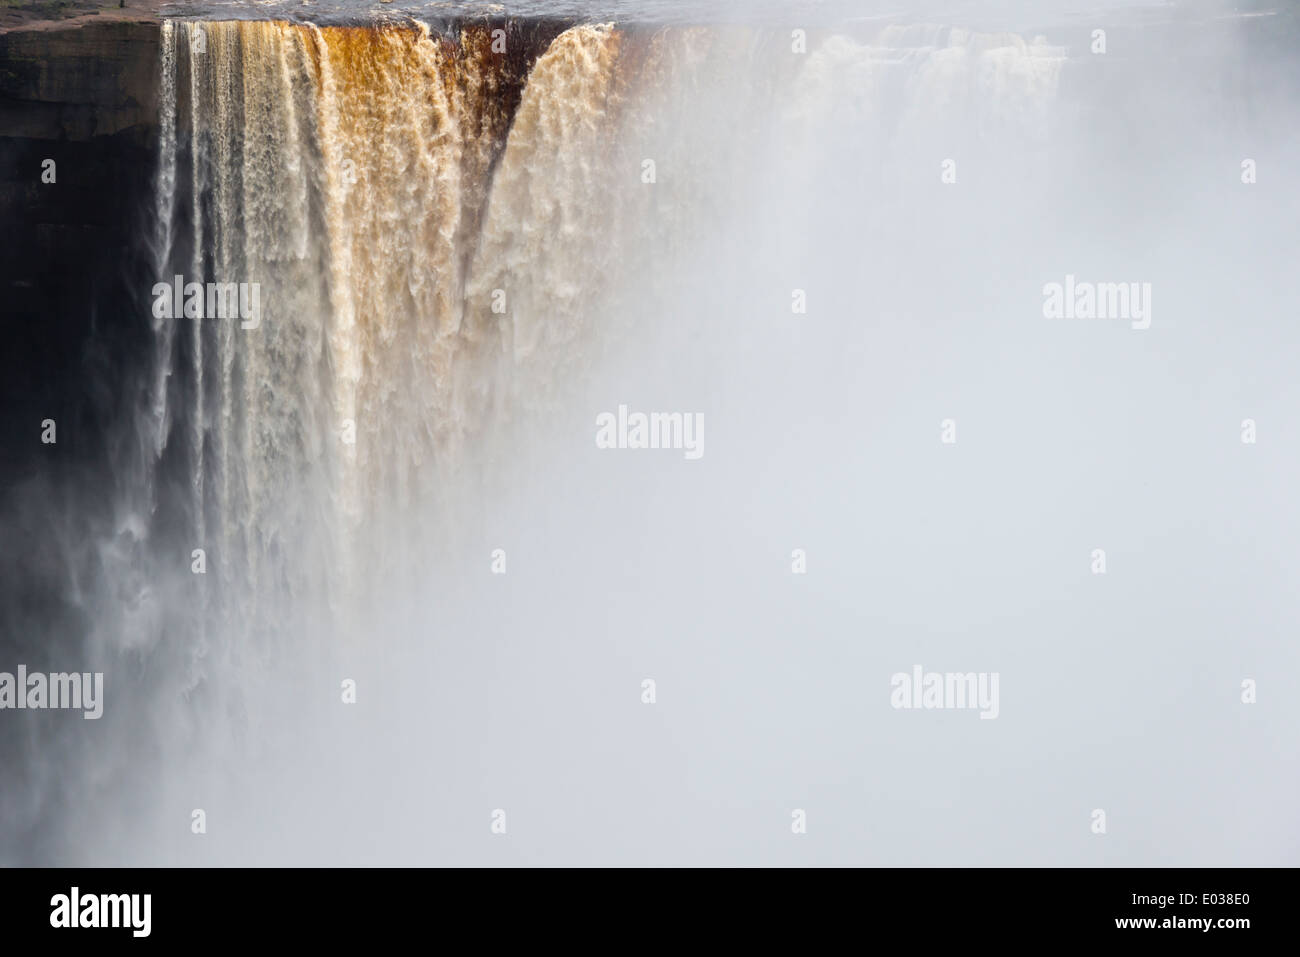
2;1;1298;866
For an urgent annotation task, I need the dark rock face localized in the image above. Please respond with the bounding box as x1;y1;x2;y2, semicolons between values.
0;19;158;473
0;18;160;863
0;19;158;138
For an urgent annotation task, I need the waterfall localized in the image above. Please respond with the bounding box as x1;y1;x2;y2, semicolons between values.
138;10;1066;710
51;15;1069;863
148;17;1064;588
7;1;1296;871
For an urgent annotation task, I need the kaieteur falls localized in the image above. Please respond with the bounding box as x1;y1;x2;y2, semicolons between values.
1;1;1296;868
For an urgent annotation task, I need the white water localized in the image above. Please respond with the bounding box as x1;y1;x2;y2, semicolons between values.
100;19;1067;863
42;13;1296;866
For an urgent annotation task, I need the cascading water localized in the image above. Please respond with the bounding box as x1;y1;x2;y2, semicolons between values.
143;18;1067;637
15;15;1116;865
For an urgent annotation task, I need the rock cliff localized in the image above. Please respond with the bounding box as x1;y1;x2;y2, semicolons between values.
0;11;160;471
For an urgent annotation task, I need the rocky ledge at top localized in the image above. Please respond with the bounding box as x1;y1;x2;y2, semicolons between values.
0;0;166;34
0;1;164;447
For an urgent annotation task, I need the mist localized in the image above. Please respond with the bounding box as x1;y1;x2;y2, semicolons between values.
1;0;1297;867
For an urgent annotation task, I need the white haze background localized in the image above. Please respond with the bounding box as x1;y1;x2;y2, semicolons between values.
4;0;1299;866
